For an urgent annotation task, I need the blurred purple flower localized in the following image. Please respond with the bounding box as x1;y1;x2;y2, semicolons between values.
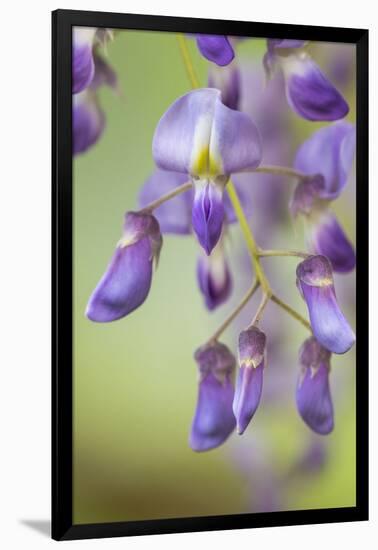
296;337;334;435
280;53;349;121
197;237;232;310
86;212;162;322
190;342;236;452
152;88;262;254
292;122;356;272
296;255;355;354
73;53;118;156
196;35;234;66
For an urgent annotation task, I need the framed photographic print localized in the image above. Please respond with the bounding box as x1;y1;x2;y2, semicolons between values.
52;9;369;541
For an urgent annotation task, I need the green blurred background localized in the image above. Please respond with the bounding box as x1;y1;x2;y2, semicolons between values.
73;31;356;524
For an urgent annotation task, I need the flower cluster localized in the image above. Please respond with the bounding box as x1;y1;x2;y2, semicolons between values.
81;32;356;453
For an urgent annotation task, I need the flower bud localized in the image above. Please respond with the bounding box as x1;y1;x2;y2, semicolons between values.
196;239;232;310
86;212;162;322
296;255;355;354
189;342;236;452
296;337;334;435
233;327;266;434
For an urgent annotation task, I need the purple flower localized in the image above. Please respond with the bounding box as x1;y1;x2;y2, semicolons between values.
233;327;266;434
296;255;355;354
86;212;162;322
190;342;236;452
72;28;96;94
196;35;234;66
73;91;105;155
197;239;232;310
73;54;118;156
307;211;356;273
208;64;240;110
152;88;262;254
296;337;334;435
279;53;349;121
292;123;356;272
295;122;355;200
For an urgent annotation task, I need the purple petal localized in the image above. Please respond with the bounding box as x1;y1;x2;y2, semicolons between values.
208;64;240;110
138;170;192;234
73;92;105;155
152;88;261;177
72;28;96;94
233;327;266;434
196;35;234;66
90;52;118;92
190;372;236;451
197;244;232;310
296;363;334;435
282;54;349;121
86;212;161;322
308;212;356;273
190;342;236;452
294;122;355;199
297;256;355;354
86;237;153;322
233;363;264;435
192;179;225;254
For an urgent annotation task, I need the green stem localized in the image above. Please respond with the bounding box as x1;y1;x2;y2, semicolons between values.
176;35;200;89
250;292;271;327
259;249;310;259
207;279;259;344
271;294;312;332
140;181;192;212
226;180;271;293
248;165;309;180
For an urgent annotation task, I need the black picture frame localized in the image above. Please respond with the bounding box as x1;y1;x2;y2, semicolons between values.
52;9;369;541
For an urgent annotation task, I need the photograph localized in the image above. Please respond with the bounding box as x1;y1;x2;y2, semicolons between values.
71;25;359;525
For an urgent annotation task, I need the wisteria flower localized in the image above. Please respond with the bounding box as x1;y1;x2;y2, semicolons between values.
292;122;356;272
86;212;162;322
73;53;118;155
196;35;235;66
296;255;355;354
197;237;232;310
233;327;266;434
296;337;334;435
152;88;262;254
190;342;236;451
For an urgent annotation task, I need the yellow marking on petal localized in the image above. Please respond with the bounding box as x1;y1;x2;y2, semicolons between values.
191;146;222;177
117;232;137;249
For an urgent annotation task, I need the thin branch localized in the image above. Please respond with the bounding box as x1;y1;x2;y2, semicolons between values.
271;294;312;332
176;35;200;89
259;249;310;259
249;292;271;327
206;279;259;344
140;181;191;212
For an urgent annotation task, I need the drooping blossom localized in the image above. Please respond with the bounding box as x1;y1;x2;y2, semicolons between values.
296;255;355;354
152;88;262;254
292;122;356;272
190;342;236;451
196;35;235;66
264;40;349;121
73;53;118;155
72;27;97;94
197;236;232;310
86;212;162;322
296;337;334;435
233;326;266;434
